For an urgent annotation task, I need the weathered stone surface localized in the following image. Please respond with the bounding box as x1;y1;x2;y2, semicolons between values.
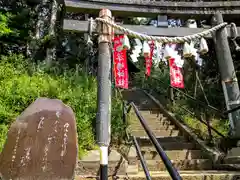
0;98;78;180
76;150;127;176
224;147;240;164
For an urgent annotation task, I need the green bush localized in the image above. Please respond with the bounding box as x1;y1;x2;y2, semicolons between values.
0;54;124;157
0;13;12;36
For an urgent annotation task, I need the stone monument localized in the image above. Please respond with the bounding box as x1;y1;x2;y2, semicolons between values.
0;98;78;180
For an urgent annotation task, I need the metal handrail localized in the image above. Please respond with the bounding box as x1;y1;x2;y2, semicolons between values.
224;105;240;115
150;76;223;115
117;88;181;180
119;94;152;179
132;136;152;180
130;102;182;180
180;106;225;138
145;77;226;139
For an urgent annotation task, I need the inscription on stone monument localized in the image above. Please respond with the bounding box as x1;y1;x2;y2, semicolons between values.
0;98;78;180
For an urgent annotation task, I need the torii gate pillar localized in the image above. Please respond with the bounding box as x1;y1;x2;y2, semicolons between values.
212;13;240;139
212;12;240;163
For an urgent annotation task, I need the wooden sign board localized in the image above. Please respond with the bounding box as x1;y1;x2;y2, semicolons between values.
0;98;78;180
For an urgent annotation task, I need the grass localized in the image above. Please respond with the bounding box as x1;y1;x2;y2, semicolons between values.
171;104;229;143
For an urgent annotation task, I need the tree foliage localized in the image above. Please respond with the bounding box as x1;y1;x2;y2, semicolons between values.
0;0;123;156
0;13;12;36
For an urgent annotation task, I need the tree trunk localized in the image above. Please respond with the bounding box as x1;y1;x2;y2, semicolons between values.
45;0;58;68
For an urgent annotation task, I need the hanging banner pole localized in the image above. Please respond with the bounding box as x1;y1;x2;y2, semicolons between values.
96;9;113;180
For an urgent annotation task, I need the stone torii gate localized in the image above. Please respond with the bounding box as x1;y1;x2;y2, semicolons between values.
64;1;240;133
63;0;240;179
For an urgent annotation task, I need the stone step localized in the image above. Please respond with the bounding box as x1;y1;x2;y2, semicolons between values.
215;163;240;171
141;113;165;119
130;125;175;131
130;115;168;122
135;117;168;124
138;110;163;118
139;159;212;171
129;119;172;128
76;150;126;176
140;149;204;160
139;142;198;151
75;171;240;180
131;129;180;137
76;160;127;176
136;136;190;145
129;101;159;110
121;171;240;180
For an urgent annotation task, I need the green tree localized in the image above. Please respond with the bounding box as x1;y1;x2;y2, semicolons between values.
0;13;11;36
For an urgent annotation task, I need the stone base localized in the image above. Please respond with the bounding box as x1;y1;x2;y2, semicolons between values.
224;147;240;164
75;150;127;176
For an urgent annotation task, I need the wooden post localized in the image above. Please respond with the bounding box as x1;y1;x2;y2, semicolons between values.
212;13;240;139
170;87;175;105
84;14;90;74
205;113;213;144
96;9;113;180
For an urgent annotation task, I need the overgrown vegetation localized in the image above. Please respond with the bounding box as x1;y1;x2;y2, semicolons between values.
0;13;12;35
133;60;229;145
0;2;126;156
0;54;125;157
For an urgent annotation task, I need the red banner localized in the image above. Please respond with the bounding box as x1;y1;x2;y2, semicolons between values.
169;58;184;88
145;41;155;76
113;35;129;89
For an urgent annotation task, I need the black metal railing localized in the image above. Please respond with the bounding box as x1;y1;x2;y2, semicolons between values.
130;102;182;180
117;88;182;180
141;76;226;144
224;105;240;115
132;136;152;180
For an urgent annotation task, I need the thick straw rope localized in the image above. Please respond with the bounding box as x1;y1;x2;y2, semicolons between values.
95;17;228;43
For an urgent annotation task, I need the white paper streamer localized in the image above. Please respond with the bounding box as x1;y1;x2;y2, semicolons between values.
174;54;184;68
130;38;143;62
152;41;163;67
186;19;197;28
183;42;192;58
143;41;150;57
196;53;203;66
163;44;174;60
199;38;209;54
122;34;130;50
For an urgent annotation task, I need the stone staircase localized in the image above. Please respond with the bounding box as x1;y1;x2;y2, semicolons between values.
75;89;240;179
122;89;240;180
